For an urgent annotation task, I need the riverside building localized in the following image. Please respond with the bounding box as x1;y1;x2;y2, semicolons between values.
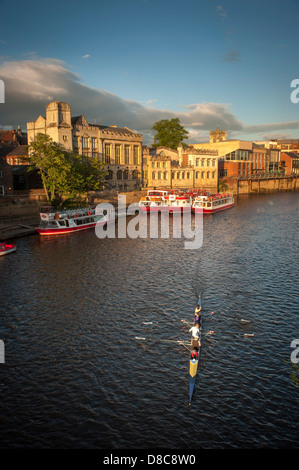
27;101;143;191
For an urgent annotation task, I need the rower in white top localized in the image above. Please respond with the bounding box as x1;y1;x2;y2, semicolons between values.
189;323;201;345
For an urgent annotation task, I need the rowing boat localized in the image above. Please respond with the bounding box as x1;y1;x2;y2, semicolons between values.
188;295;202;405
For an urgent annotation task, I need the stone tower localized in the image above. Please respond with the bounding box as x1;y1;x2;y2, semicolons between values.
209;129;227;143
45;101;73;150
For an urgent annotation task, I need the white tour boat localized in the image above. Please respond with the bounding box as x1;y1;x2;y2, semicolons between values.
139;190;169;212
192;192;234;214
36;206;112;236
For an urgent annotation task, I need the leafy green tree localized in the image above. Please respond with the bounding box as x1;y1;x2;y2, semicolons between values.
28;133;107;207
152;118;189;149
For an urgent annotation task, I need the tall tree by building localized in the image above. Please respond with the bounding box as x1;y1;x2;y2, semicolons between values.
152;118;189;150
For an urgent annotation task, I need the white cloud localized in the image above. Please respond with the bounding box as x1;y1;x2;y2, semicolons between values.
0;58;298;145
82;54;90;59
146;98;158;106
216;5;227;18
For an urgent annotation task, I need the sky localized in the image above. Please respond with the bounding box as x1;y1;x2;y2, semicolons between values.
1;0;299;145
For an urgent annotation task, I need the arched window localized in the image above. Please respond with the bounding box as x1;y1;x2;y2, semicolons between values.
196;171;199;179
124;170;129;180
158;171;162;180
105;170;113;180
152;171;156;180
117;170;123;180
132;170;139;179
201;171;205;178
164;171;168;180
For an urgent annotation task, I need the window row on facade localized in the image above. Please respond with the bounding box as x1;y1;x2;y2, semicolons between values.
194;158;217;167
73;140;140;165
105;169;140;181
151;170;217;180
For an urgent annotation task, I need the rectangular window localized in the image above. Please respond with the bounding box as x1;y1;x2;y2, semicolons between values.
125;145;130;165
115;144;121;165
133;146;139;165
83;137;89;149
91;137;97;149
105;144;111;164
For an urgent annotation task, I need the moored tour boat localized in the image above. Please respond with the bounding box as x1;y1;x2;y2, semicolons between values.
0;242;17;256
36;206;111;236
163;193;192;212
192;192;234;214
138;190;170;212
139;189;193;212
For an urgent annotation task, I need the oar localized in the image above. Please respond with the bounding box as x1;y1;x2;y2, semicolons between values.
216;332;255;338
135;336;191;345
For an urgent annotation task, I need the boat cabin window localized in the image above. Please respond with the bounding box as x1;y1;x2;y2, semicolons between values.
45;221;60;227
58;220;66;226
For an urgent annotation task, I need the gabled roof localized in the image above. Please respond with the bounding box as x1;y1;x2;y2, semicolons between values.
6;145;28;157
96;125;141;136
281;151;299;159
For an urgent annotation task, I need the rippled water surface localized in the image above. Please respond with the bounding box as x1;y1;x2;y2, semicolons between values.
0;192;298;449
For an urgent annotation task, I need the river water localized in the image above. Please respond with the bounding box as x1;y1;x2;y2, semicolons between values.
0;192;298;449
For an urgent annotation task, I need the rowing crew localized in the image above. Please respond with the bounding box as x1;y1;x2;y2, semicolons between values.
189;304;202;360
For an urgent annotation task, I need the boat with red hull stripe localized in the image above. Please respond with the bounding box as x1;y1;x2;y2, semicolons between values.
0;243;17;256
36;206;112;236
192;192;234;214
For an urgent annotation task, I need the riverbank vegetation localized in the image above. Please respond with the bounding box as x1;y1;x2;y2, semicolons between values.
27;133;107;208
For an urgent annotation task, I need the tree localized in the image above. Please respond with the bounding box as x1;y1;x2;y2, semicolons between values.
28;133;107;207
152;118;189;149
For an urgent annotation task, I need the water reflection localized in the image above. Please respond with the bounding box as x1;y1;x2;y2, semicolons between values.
0;192;298;448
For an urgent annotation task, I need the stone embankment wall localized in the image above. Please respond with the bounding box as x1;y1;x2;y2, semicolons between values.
222;175;298;195
0;189;146;219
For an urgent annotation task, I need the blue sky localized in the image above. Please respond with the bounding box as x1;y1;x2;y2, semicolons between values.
1;0;299;144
